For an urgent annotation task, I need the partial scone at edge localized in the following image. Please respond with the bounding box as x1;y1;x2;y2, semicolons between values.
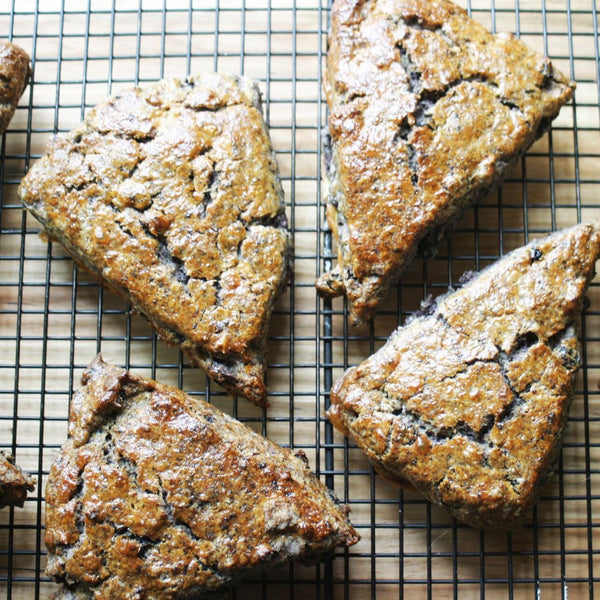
0;451;35;509
0;41;31;134
328;222;600;529
318;0;575;324
46;356;358;599
19;73;291;406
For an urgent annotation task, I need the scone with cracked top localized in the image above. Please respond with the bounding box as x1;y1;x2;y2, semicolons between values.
19;74;291;406
46;356;359;599
318;0;575;324
328;222;600;529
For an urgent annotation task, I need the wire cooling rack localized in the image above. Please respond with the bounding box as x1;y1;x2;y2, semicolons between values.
1;0;599;598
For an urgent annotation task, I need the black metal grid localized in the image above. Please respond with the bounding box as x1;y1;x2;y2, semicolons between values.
0;0;599;598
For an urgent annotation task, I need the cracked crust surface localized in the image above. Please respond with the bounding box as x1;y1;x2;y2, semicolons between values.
45;356;358;599
0;451;35;508
328;222;600;529
0;41;30;134
19;74;291;406
317;0;575;324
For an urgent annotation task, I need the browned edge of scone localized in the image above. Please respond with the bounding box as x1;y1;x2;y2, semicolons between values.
0;451;36;509
45;356;358;599
0;41;31;134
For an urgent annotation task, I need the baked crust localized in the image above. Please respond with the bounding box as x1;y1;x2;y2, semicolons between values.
45;356;358;599
328;222;600;529
19;74;291;406
317;0;575;324
0;41;30;134
0;451;35;508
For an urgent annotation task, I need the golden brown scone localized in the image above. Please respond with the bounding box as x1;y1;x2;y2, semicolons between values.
318;0;575;324
0;451;35;508
328;222;600;529
45;356;358;599
0;41;31;134
19;74;291;406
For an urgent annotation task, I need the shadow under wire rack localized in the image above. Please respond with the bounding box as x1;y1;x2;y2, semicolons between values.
1;0;599;598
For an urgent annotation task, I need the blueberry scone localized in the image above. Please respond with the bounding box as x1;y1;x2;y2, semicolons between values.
46;356;358;599
328;222;599;528
19;74;291;405
318;0;575;324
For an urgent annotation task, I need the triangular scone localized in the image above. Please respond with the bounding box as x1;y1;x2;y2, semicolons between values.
0;41;31;134
317;0;575;324
46;356;358;599
19;74;291;405
328;222;600;529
